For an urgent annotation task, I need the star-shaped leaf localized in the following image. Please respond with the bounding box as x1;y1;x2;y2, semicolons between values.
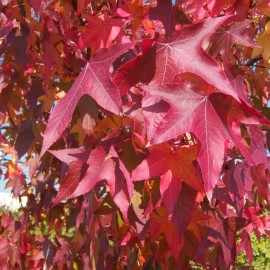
113;16;239;100
141;82;268;196
209;20;256;57
59;146;132;220
132;143;203;192
41;43;133;156
149;0;176;38
80;14;127;52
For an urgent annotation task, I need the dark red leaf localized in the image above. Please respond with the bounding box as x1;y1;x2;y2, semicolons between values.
49;148;86;165
14;120;35;159
52;159;88;207
149;0;176;38
171;183;197;244
210;20;256;57
141;82;267;196
80;14;127;51
113;17;239;100
132;143;203;193
41;43;133;156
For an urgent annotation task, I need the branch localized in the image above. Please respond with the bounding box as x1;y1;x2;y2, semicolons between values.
244;55;263;66
234;56;265;68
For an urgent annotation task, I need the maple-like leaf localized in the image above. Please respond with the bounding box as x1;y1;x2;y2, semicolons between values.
52;160;88;207
49;148;86;165
237;229;253;264
223;162;254;206
171;183;197;244
5;167;26;197
149;0;176;38
247;125;269;167
14;120;35;159
41;28;63;81
0;19;13;39
242;207;270;236
28;0;43;13
195;216;247;267
40;43;132;156
60;146;132;220
141;82;267;196
159;171;182;216
150;207;179;260
60;146;112;199
126;0;154;37
80;14;127;52
132;143;203;194
2;0;270;268
212;181;240;213
251;163;270;202
113;16;239;100
209;20;256;57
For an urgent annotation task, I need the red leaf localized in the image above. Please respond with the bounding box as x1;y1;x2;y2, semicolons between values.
237;229;253;264
141;82;267;196
40;43;132;156
41;28;63;81
209;20;257;57
28;0;42;13
110;146;133;220
113;16;239;100
247;125;269;167
150;207;179;260
14;120;35;159
0;20;12;39
171;183;197;243
63;146;132;220
251;163;270;202
149;0;177;38
49;148;86;165
5;168;26;197
196;217;246;267
80;14;127;52
224;162;253;200
132;143;203;193
52;160;88;207
160;171;182;216
66;146;113;198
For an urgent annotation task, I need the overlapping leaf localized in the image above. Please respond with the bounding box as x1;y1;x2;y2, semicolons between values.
113;16;239;100
149;0;177;38
195;216;248;267
80;14;127;52
141;82;268;195
132;143;203;193
53;146;132;220
40;43;133;156
209;20;256;57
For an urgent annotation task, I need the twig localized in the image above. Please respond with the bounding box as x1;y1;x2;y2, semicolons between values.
244;55;263;66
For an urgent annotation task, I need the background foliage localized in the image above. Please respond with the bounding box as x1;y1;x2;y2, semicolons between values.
0;0;270;269
237;233;270;269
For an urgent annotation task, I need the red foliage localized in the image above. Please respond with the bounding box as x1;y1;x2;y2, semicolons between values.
0;0;270;269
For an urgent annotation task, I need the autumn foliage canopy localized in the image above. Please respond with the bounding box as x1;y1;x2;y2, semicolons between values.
1;0;270;269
